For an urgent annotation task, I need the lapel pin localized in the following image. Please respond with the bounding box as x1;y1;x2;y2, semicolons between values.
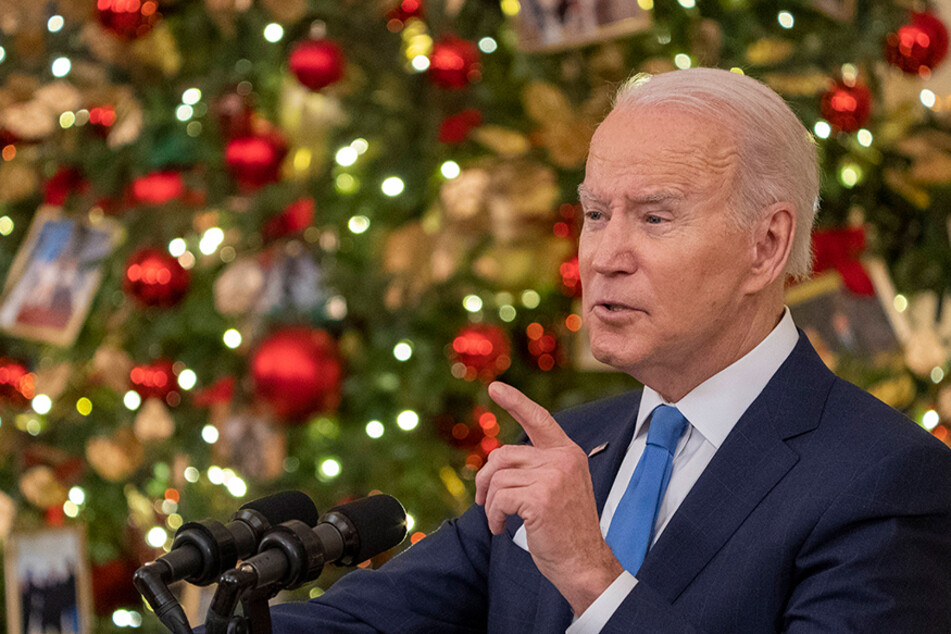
587;442;609;458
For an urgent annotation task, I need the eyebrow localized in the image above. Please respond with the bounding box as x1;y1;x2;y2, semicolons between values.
577;184;683;206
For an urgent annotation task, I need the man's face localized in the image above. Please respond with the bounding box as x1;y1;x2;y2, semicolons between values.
579;106;757;388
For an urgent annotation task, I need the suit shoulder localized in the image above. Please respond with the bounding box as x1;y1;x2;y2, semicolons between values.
825;376;951;458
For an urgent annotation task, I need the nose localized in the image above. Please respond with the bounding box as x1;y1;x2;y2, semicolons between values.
584;215;637;276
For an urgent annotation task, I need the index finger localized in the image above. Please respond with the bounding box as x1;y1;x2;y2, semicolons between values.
488;381;571;449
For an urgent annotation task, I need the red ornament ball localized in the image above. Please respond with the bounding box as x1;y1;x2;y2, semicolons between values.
251;327;343;423
559;255;582;297
388;0;424;23
820;82;872;133
92;559;142;616
450;324;511;382
886;12;949;75
124;248;190;307
225;132;288;192
0;359;34;407
263;198;315;242
438;109;482;144
130;359;177;400
428;35;480;89
44;167;88;206
130;171;185;205
289;40;346;91
97;0;160;40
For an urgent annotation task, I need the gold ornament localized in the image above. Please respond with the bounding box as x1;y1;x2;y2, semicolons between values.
746;38;795;66
86;429;144;482
439;168;491;224
762;72;830;97
19;465;67;509
260;0;306;23
32;363;71;402
214;258;266;315
471;125;532;157
0;160;39;203
132;23;182;76
134;397;175;442
81;22;123;65
279;78;349;175
0;99;56;141
0;489;15;541
521;81;601;168
867;374;916;409
34;81;83;115
903;328;948;378
90;345;134;393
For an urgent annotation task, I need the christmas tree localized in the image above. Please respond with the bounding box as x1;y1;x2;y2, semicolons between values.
0;0;950;630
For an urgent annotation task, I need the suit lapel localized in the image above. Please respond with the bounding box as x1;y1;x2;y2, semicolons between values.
637;334;836;602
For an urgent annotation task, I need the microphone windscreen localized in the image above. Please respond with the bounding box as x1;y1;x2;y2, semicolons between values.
240;490;320;527
331;494;407;563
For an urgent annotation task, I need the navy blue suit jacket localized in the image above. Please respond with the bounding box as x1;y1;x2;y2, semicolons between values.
269;334;951;632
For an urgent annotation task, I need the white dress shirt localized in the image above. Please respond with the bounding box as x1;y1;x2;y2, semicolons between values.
561;308;800;633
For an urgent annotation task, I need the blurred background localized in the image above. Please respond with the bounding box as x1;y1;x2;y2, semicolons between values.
1;0;951;630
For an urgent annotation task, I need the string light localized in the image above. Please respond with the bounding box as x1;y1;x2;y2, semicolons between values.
51;57;71;77
351;138;369;154
674;53;691;69
184;466;200;483
201;425;219;444
520;290;541;308
176;105;194;122
76;397;92;415
319;458;342;478
397;410;419;431
463;295;483;312
223;329;242;349
777;11;794;29
336;146;358;166
366;420;385;438
146;526;168;548
856;129;873;147
32;395;52;415
177;369;197;390
381;176;405;197
440;160;461;179
894;294;908;312
932;367;945;384
923;409;940;431
499;305;517;322
411;55;430;71
199;227;224;254
478;37;497;53
921;89;937;108
168;238;187;257
348;215;371;234
813;121;831;139
181;88;202;105
69;487;85;505
0;216;13;235
393;340;413;361
263;23;284;42
124;390;142;410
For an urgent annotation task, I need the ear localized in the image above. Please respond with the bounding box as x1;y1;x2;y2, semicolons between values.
744;201;795;294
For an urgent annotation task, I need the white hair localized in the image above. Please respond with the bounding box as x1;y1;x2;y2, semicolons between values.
613;68;819;280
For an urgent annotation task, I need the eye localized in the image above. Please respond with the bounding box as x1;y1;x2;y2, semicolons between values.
584;210;605;222
646;214;664;224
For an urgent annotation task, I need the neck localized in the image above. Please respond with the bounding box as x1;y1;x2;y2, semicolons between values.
641;296;786;403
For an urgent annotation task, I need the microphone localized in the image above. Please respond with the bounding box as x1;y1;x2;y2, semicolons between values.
134;491;319;634
231;494;406;591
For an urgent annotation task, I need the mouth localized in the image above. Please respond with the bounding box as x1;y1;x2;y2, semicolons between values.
593;301;641;315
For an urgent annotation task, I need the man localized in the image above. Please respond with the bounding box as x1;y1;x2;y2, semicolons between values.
270;68;951;632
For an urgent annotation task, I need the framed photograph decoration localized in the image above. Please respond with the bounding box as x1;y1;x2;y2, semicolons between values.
4;526;93;634
515;0;651;52
0;206;120;347
785;262;909;366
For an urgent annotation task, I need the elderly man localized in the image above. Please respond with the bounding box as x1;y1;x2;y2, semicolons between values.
270;68;951;632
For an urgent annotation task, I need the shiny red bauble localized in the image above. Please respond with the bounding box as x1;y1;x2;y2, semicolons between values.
820;82;872;133
251;327;343;423
288;40;346;91
428;35;480;89
559;255;581;297
388;0;424;22
224;133;288;192
438;109;482;143
263;198;315;241
450;324;511;382
97;0;160;40
0;358;34;407
129;359;177;400
130;171;184;205
885;12;949;75
124;248;190;307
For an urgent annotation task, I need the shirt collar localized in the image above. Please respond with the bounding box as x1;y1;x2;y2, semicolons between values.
635;307;799;448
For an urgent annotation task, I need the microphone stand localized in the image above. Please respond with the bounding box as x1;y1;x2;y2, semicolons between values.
204;566;276;634
206;519;327;634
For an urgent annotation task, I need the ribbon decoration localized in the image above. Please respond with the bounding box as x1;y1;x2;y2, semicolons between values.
811;227;875;296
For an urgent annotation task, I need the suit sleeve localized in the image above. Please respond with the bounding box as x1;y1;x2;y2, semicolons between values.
599;439;951;633
268;504;494;634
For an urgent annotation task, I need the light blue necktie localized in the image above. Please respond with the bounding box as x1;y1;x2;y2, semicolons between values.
606;405;688;574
